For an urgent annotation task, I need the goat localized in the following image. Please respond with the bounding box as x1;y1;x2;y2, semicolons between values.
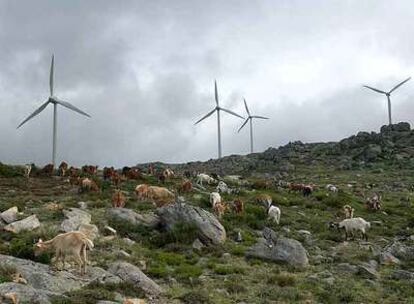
213;201;227;219
216;181;230;194
267;204;281;224
196;173;216;186
34;231;94;275
79;178;100;193
58;161;69;177
39;164;54;176
209;192;222;208
179;180;193;193
24;163;33;179
103;166;115;180
112;190;126;208
135;184;150;200
343;204;354;219
163;168;175;179
366;193;381;211
331;217;371;241
326;184;338;193
147;186;175;207
232;199;244;214
255;194;272;208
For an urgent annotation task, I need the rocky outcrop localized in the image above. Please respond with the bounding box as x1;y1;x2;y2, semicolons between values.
107;208;160;228
1;206;19;224
108;262;163;296
4;215;40;233
246;227;308;268
0;254;122;304
156;202;226;246
60;208;91;232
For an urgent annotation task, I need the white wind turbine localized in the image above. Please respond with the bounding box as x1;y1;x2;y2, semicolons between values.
363;77;411;125
195;80;244;158
17;55;91;167
238;98;269;153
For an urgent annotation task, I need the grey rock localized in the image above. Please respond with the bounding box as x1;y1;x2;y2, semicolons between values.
192;238;204;251
0;254;121;300
390;270;414;281
336;263;358;274
108;262;163;296
0;206;19;224
386;241;414;261
0;282;57;304
60;208;91;232
107;208;160;228
358;264;379;280
246;228;308;268
4;215;40;233
156;203;226;246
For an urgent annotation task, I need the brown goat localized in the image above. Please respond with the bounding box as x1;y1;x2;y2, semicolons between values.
112;190;126;208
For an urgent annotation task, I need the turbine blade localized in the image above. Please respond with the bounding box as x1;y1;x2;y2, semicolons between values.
17;100;50;129
363;85;386;94
54;98;91;117
194;108;216;125
238;118;249;132
220;107;244;119
214;80;219;106
243;98;250;116
252;115;269;119
50;54;54;96
389;77;411;93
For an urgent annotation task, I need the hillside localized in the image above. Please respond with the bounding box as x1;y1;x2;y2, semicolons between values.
0;123;413;303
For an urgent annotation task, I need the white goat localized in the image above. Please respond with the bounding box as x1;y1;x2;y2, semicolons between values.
24;164;32;179
209;192;222;208
216;181;230;194
268;205;281;224
196;173;216;186
338;217;370;241
326;184;338;193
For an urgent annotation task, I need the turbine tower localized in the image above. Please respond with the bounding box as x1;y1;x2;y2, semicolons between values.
195;80;244;158
238;98;269;153
363;77;411;125
17;55;91;167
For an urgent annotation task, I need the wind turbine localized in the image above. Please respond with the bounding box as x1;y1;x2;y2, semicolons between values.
195;80;244;158
363;77;411;125
238;98;269;153
17;55;91;167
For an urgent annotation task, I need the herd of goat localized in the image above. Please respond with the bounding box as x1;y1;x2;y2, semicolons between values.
16;161;383;276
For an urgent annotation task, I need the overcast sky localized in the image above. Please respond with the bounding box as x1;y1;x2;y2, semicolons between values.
1;1;413;167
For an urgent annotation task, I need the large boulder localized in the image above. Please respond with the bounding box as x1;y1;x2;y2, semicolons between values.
156;202;226;245
380;122;411;133
1;206;19;224
0;254;121;297
246;228;309;268
107;208;160;228
4;215;40;234
385;241;414;261
60;208;91;232
0;282;58;304
108;262;163;296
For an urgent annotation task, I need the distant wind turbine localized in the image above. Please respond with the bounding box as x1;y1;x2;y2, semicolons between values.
238;98;269;153
195;80;244;158
17;55;91;167
363;77;411;125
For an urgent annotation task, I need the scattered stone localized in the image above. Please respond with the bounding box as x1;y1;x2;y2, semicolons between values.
104;226;117;235
4;215;40;234
336;263;358;274
78;201;88;209
390;270;414;281
298;230;311;236
122;238;136;246
156;202;226;246
60;208;91;232
246;228;308;268
116;250;131;258
1;207;18;224
192;238;204;251
107;208;160;228
358;263;379;280
108;262;163;296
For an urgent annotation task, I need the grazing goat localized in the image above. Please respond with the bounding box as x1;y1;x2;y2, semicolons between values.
40;164;54;176
213;201;227;219
179;180;193;193
196;173;216;186
210;192;222;208
343;204;354;219
34;231;94;275
163;168;175;179
302;185;313;197
69;166;80;178
103;167;115;180
125;168;141;180
112;190;126;208
216;181;230;194
256;194;272;208
110;171;123;187
366;193;381;211
135;184;150;200
157;173;166;184
267;204;281;224
232;199;244;214
58;161;68;177
79;178;100;193
82;165;98;176
147;186;175;207
24;163;33;179
334;217;371;241
326;184;338;193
